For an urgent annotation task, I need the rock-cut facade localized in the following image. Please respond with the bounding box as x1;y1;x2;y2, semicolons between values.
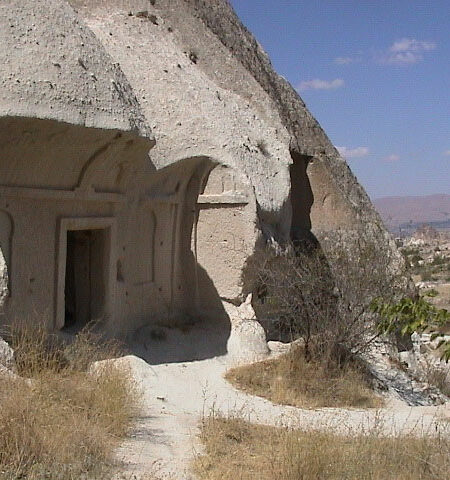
0;0;405;354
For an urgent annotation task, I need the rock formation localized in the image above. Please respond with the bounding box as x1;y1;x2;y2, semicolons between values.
0;0;408;360
0;336;15;373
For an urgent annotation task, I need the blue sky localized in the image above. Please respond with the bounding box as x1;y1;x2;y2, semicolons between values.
229;1;449;199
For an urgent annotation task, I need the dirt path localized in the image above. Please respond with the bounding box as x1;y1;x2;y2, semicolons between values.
109;326;450;479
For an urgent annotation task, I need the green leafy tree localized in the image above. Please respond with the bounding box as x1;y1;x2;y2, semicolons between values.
371;291;450;362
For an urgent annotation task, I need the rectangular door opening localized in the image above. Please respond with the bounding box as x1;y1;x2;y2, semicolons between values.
63;228;107;331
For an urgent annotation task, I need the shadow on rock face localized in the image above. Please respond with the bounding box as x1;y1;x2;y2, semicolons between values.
128;320;230;365
128;263;231;365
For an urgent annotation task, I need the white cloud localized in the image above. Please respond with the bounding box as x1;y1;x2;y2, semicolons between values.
379;38;436;65
384;154;400;162
298;78;344;91
390;38;435;52
337;146;369;159
334;56;354;65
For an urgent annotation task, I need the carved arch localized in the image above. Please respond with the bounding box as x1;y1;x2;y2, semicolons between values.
76;132;123;191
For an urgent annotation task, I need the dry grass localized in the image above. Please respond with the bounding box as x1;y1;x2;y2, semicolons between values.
194;415;450;480
226;347;382;408
0;325;139;480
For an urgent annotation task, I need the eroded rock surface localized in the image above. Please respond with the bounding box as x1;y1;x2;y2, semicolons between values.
0;252;8;309
71;0;407;303
0;0;150;136
0;336;15;372
224;295;270;365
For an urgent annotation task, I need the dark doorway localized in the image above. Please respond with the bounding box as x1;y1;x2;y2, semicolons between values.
290;152;317;250
63;229;107;331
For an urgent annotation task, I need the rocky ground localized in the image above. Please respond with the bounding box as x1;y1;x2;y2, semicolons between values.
398;226;450;311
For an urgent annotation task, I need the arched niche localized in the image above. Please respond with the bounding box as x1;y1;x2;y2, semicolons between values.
192;162;257;308
0;210;13;306
146;156;257;321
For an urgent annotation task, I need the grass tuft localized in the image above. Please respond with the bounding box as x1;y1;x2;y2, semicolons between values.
0;324;138;480
194;415;450;480
226;346;383;408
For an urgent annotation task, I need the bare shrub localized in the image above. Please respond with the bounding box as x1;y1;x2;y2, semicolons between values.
194;415;450;480
0;325;138;480
249;238;399;365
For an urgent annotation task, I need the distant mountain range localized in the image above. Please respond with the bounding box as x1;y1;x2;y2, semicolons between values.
373;194;450;235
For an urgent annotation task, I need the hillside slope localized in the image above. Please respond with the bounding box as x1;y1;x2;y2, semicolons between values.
374;194;450;233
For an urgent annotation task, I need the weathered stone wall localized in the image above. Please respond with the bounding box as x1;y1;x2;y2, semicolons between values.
195;164;257;309
0;117;153;334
